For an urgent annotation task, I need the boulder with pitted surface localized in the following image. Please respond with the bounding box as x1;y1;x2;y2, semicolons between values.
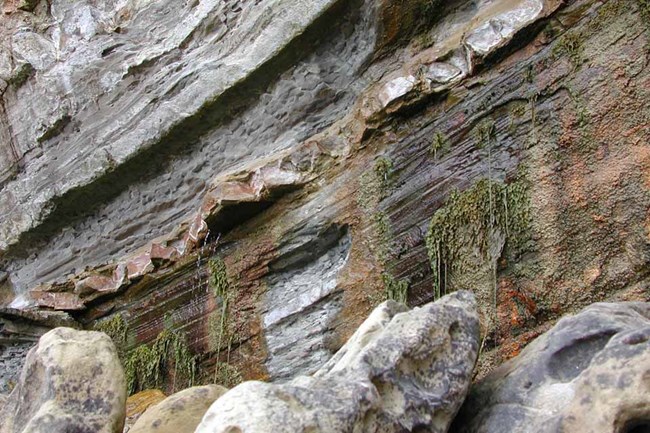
453;301;650;433
195;290;480;433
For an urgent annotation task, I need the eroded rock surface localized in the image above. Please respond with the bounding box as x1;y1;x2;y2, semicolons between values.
453;302;650;433
130;385;226;433
0;327;126;433
0;0;648;407
196;291;480;433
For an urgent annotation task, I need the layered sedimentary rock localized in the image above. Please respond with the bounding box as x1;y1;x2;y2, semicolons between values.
0;308;78;392
453;301;650;433
0;0;648;393
196;291;479;433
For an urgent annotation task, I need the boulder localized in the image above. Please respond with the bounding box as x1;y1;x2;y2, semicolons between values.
195;290;480;433
123;389;167;432
453;302;650;433
129;385;227;433
0;327;126;433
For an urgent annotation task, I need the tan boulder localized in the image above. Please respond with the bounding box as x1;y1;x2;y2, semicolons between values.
124;389;167;432
0;327;126;433
129;385;227;433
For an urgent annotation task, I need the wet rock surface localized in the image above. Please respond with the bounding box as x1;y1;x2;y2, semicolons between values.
453;301;650;433
0;327;126;433
195;291;480;433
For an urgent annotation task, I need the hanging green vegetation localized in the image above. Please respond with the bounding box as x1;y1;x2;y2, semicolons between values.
475;119;496;149
207;257;240;386
357;157;397;265
207;257;232;353
357;155;411;305
430;131;450;158
124;329;197;395
358;156;394;210
382;272;409;304
425;177;530;300
208;257;230;297
93;313;129;361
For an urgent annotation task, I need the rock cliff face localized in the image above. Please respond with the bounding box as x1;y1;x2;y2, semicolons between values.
0;0;649;391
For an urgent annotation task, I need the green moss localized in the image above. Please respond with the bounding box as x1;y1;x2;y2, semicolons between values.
373;157;393;194
425;177;531;299
357;157;396;266
213;362;243;388
124;329;197;395
553;33;584;70
207;257;240;384
524;64;534;84
208;257;230;298
373;211;392;264
207;257;233;354
382;272;409;304
93;314;128;361
509;101;527;133
591;0;626;30
358;156;395;210
475;119;496;149
430;131;449;158
7;63;34;88
638;0;650;27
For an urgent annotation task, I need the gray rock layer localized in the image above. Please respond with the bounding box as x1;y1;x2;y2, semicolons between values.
0;342;32;394
0;0;378;294
453;302;650;433
0;327;126;433
195;290;480;433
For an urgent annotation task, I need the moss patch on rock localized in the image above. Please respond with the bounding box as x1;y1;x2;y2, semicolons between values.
382;272;409;304
206;257;241;386
357;156;409;304
358;156;394;208
425;177;531;300
125;329;197;395
212;361;243;388
553;32;584;70
430;131;450;158
93;313;129;361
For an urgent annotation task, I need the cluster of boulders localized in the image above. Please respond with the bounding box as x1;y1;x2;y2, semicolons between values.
1;291;649;433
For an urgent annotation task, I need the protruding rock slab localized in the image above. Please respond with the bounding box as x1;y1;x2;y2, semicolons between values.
130;385;227;433
196;290;480;433
453;302;650;433
0;327;126;433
